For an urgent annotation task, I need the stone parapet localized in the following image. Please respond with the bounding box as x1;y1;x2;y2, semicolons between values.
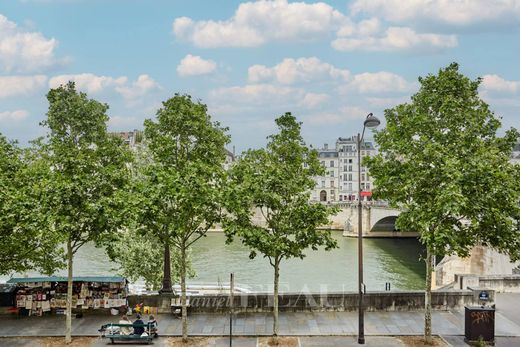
127;290;486;314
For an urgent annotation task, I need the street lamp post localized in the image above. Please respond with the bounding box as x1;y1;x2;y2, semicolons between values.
357;113;380;345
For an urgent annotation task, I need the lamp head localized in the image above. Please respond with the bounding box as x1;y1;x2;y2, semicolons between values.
363;113;380;129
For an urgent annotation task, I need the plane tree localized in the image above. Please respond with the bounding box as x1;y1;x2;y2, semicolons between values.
365;63;520;343
38;82;132;343
131;94;229;342
224;113;339;344
0;135;63;275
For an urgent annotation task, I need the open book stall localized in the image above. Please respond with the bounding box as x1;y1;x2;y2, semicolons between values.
7;276;127;316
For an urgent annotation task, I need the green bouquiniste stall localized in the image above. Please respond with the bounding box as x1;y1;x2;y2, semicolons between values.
7;276;127;316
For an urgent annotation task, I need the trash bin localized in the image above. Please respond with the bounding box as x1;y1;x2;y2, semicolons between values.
464;306;495;345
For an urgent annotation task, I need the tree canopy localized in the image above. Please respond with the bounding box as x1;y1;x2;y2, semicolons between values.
132;94;230;341
224;112;338;341
0;135;63;275
39;81;132;343
365;63;520;342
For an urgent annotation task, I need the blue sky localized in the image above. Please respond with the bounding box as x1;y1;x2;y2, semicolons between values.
1;0;519;152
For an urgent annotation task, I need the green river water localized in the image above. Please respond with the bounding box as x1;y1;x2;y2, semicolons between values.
1;231;425;292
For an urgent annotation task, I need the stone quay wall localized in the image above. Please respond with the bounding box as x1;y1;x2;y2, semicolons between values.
127;289;492;314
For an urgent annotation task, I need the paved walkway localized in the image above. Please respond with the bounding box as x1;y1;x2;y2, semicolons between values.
1;293;518;346
0;309;518;337
0;336;406;347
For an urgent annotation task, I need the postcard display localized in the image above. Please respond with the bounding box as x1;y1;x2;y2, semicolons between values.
15;280;126;316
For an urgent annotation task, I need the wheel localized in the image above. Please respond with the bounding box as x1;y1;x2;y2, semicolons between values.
110;338;114;344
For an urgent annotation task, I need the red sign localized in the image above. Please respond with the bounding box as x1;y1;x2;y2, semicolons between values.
360;191;372;197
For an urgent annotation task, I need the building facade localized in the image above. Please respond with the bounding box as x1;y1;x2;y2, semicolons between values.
310;136;376;203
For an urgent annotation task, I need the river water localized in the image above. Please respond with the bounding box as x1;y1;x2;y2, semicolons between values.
1;231;426;292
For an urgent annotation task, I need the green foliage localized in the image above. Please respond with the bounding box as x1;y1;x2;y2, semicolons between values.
39;81;133;251
108;227;194;291
132;94;230;340
0;135;63;275
365;63;520;260
224;112;338;262
137;94;230;246
224;112;338;339
38;81;132;342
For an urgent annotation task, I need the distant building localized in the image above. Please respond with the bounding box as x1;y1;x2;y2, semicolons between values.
310;137;376;203
114;129;143;148
224;148;236;170
512;143;520;165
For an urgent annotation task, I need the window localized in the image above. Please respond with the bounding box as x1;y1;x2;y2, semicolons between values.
361;173;365;181
348;159;352;163
361;183;365;190
321;180;325;188
348;165;352;172
330;160;334;167
348;173;352;181
366;183;371;190
343;165;348;171
330;180;334;187
330;171;334;177
303;162;308;168
343;174;348;182
321;161;325;167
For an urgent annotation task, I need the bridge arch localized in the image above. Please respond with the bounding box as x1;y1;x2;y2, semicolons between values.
371;215;399;232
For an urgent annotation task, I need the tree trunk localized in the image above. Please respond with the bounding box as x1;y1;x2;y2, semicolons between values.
424;247;433;344
159;241;173;293
65;239;73;344
181;242;188;342
272;257;280;345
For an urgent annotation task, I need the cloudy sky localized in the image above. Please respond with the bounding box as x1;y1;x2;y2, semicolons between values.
1;0;519;151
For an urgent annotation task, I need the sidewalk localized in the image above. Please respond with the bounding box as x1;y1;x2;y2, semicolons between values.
0;309;518;337
1;294;519;345
0;336;407;347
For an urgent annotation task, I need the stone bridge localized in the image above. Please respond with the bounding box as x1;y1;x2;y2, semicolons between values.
326;202;418;237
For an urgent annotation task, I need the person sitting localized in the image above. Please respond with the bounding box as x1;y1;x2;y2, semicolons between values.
147;314;158;337
133;314;145;335
119;314;133;335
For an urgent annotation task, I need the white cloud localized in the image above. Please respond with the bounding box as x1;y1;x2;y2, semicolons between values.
48;73;160;105
0;109;29;122
366;96;411;107
177;54;217;76
304;106;370;125
332;26;457;52
49;73;127;94
248;57;350;84
209;83;303;105
350;0;520;26
108;115;140;129
342;72;417;94
0;75;47;98
0;14;60;72
115;74;160;100
173;0;345;48
301;93;330;108
481;74;520;93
